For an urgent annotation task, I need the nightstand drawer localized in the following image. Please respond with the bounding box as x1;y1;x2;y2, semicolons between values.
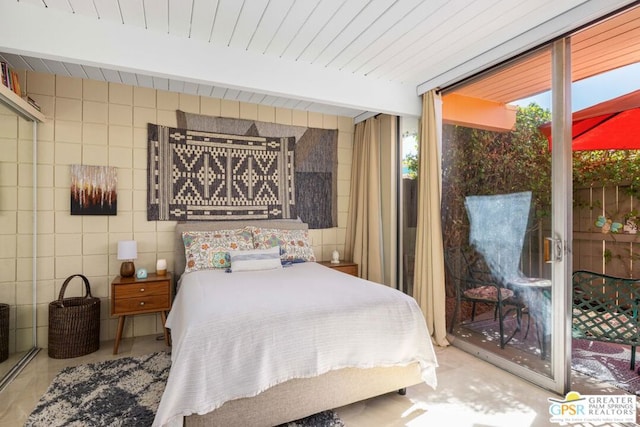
331;264;358;276
113;281;169;300
113;294;170;314
318;261;358;277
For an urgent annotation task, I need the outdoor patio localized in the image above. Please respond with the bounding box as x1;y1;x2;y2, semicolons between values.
450;305;640;396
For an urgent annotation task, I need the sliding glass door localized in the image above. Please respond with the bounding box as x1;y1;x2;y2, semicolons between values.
441;41;572;394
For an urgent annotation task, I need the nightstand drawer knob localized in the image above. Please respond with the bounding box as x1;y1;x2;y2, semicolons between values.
139;301;145;306
140;288;145;292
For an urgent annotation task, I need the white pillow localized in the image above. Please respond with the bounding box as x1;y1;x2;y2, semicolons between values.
229;246;282;272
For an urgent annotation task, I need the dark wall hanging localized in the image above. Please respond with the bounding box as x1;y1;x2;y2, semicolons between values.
147;124;296;222
175;110;338;229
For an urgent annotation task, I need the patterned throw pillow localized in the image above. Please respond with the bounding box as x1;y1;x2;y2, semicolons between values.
229;246;282;272
182;229;254;273
250;227;316;262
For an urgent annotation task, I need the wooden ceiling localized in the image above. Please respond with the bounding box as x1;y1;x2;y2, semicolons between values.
452;5;640;104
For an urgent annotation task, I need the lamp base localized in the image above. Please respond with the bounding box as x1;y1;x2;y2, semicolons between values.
120;261;135;278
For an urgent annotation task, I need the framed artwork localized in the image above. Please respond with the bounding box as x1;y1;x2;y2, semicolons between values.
70;165;117;215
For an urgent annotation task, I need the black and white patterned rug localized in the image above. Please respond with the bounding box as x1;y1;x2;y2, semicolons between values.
25;351;345;427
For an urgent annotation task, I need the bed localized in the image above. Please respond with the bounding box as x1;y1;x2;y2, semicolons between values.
153;220;438;427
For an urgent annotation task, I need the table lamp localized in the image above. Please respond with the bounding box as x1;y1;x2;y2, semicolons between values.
117;240;137;277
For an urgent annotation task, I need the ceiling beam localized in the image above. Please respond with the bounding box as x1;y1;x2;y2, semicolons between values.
0;1;421;117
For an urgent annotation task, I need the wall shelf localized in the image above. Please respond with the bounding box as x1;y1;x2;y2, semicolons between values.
0;82;45;122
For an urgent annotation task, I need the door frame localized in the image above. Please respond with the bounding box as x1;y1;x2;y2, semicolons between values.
448;38;572;395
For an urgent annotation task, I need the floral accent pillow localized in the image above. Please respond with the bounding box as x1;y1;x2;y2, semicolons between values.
250;227;316;262
182;229;254;273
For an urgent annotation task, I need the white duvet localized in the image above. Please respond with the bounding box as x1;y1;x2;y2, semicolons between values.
153;262;438;427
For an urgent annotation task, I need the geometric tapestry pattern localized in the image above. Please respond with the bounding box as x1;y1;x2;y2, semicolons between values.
147;124;296;221
176;110;338;229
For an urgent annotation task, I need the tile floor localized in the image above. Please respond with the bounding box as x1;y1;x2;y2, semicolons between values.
0;335;637;427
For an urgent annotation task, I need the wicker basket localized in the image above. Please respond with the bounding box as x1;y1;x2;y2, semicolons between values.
0;304;8;363
48;274;100;359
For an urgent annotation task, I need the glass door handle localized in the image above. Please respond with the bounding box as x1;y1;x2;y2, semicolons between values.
544;236;563;263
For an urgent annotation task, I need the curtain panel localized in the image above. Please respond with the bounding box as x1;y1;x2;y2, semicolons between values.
344;118;383;283
414;91;449;347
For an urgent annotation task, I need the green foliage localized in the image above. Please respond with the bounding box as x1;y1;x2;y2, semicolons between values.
440;103;552;247
574;150;640;196
409;100;640;253
403;152;418;179
402;132;419;179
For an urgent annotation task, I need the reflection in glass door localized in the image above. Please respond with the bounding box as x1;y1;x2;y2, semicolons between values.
441;42;571;393
442;100;553;377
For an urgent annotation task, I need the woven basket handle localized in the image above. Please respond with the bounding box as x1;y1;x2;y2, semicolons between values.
58;274;92;307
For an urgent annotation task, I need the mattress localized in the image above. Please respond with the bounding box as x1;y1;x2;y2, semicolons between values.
153;262;438;426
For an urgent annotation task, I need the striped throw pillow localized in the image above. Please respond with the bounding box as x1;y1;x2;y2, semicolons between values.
229;246;282;272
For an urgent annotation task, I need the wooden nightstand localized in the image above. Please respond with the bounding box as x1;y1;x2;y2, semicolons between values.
319;261;358;277
110;272;172;355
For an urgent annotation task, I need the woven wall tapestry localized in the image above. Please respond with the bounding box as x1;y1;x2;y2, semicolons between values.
176;110;337;229
147;124;296;221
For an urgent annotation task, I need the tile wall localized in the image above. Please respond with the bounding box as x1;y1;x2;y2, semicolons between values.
0;71;354;352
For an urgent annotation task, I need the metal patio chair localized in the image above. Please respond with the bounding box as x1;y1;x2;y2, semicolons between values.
446;245;524;348
464;191;551;356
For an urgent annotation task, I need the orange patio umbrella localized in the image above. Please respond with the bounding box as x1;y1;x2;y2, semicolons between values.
539;89;640;151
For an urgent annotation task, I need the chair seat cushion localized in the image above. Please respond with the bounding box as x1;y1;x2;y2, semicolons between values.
464;286;514;302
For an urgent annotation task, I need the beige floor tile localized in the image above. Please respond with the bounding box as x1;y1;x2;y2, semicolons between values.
337;346;640;427
336;346;555;427
1;337;638;426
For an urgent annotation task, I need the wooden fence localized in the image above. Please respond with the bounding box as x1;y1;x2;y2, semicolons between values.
574;185;640;278
499;185;639;279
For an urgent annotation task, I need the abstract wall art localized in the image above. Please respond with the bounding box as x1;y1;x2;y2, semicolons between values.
70;165;117;215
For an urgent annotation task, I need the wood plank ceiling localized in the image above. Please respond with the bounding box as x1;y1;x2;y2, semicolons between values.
452;4;640;104
0;0;637;118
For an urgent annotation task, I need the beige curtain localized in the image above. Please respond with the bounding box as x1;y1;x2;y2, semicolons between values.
413;91;448;346
344;117;383;283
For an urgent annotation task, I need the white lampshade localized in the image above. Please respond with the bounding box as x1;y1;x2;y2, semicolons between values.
117;240;137;261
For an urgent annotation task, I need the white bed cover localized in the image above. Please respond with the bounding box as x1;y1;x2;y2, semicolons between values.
153;262;438;426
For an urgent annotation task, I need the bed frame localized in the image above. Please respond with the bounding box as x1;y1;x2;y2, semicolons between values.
185;364;421;427
173;220;423;427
